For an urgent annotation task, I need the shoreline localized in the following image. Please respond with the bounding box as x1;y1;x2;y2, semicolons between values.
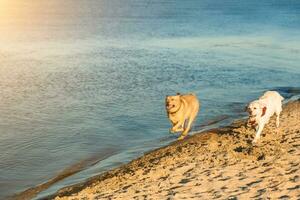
44;99;300;199
11;110;234;200
10;118;233;200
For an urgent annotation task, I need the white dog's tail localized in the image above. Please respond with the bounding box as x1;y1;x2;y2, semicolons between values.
278;93;284;101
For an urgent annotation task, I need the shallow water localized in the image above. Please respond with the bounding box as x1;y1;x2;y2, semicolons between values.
0;0;300;199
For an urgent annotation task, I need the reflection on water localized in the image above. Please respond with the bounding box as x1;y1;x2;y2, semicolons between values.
0;0;300;199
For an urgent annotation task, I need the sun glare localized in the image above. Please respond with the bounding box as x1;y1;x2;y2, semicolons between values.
0;0;25;24
0;0;11;16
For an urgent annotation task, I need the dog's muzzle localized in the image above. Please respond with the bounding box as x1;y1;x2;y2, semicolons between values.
247;118;257;127
166;104;175;110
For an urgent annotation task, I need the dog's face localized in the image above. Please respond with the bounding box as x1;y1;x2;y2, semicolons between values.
165;95;181;113
247;101;263;117
246;101;267;126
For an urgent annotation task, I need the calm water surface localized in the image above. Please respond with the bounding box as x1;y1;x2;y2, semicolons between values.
0;0;300;198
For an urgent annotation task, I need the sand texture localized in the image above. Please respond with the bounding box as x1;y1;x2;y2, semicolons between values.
51;100;300;200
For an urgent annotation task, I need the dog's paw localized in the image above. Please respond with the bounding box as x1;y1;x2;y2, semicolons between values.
177;135;186;140
170;127;184;133
169;128;175;134
252;137;260;144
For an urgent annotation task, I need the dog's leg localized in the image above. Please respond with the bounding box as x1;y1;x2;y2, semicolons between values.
178;106;199;140
276;114;280;128
275;110;281;128
178;120;190;140
178;116;196;140
171;125;184;133
170;120;184;133
253;123;264;143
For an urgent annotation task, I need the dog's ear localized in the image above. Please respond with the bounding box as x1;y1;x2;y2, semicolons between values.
165;95;168;103
261;106;267;117
244;104;249;112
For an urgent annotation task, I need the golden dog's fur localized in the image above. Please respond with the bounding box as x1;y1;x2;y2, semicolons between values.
165;93;200;140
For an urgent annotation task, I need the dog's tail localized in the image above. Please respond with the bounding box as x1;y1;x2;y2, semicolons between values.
279;93;284;101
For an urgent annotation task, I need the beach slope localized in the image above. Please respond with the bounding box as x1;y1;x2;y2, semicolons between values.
52;100;300;199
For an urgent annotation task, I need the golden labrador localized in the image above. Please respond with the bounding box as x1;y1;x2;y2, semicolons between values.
165;93;200;140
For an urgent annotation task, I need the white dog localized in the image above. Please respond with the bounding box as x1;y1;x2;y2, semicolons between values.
246;91;284;143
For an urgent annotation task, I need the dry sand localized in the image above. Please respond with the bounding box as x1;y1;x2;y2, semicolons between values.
50;100;300;200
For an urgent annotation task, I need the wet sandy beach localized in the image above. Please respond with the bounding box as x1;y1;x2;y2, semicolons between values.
45;100;300;200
